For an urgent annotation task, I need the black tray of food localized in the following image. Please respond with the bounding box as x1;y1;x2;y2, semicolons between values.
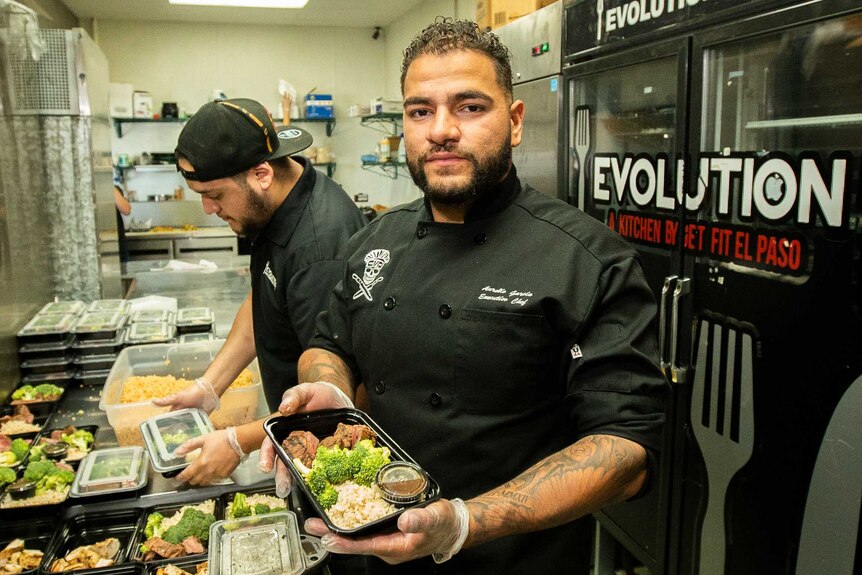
30;425;98;466
42;508;142;573
0;458;75;512
0;517;59;575
0;405;50;437
9;382;66;406
0;433;33;470
18;336;76;363
263;408;441;536
133;499;222;563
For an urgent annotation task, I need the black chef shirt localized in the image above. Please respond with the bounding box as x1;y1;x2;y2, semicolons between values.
250;157;366;410
310;167;668;575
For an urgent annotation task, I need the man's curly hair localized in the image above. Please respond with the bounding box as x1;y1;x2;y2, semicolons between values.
400;18;513;98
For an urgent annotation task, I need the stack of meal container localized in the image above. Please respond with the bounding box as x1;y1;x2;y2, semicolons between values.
71;300;131;387
16;301;88;393
124;307;177;348
176;307;216;344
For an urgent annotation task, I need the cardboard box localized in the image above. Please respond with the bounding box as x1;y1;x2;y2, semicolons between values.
492;0;556;28
109;83;134;118
132;91;152;119
476;0;493;30
304;93;334;119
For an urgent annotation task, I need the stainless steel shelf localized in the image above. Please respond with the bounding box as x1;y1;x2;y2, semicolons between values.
745;113;862;129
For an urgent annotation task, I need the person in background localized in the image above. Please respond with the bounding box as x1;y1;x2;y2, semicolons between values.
155;98;366;485
113;180;131;263
263;18;669;575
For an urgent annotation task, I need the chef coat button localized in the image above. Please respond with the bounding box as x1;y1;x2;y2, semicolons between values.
374;382;386;395
438;304;452;319
428;392;442;407
383;297;396;310
417;226;428;239
473;233;487;245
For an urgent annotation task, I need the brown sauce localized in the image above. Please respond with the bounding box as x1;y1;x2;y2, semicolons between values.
382;477;425;495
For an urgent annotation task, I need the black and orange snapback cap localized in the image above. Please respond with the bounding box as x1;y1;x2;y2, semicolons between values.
175;97;313;182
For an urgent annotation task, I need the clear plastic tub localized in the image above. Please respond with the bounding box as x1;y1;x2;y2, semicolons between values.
70;446;148;497
141;408;214;474
208;511;305;575
99;341;267;447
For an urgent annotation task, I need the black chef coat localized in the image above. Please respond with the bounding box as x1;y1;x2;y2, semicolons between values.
310;168;668;575
251;157;366;411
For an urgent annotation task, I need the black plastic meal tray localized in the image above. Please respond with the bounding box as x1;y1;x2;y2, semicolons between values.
41;508;143;574
34;424;99;467
132;498;224;563
0;517;57;575
263;408;442;536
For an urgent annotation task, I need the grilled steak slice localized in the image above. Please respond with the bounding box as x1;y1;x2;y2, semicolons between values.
181;536;205;555
144;538;186;559
282;430;319;468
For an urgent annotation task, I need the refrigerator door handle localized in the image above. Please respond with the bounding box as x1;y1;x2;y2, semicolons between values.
659;275;679;372
670;277;690;384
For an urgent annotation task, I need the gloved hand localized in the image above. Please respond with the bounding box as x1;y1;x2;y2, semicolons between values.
175;427;242;485
259;435;293;497
152;377;220;414
278;381;353;415
304;498;470;564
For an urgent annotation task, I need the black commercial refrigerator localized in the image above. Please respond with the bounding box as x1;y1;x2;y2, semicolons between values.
562;1;862;574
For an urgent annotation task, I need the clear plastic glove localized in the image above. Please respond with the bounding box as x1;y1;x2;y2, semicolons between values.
175;428;241;485
152;377;220;414
304;498;470;564
259;435;293;498
278;381;353;415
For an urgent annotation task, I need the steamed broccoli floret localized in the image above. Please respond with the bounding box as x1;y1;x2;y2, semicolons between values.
0;467;15;486
144;512;164;539
346;439;372;476
306;465;329;497
162;508;216;544
0;452;16;466
33;384;63;398
11;385;34;401
23;459;56;482
229;493;252;518
354;446;391;487
317;484;339;510
37;469;74;494
253;503;271;515
315;445;351;484
9;438;29;461
28;444;45;461
62;429;94;452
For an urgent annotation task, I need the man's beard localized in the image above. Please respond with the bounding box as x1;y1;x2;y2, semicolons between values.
234;177;270;235
408;138;512;206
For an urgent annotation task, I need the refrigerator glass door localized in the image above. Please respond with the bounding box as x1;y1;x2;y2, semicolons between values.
513;76;563;200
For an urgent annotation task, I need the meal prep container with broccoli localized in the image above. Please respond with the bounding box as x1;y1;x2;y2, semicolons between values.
37;301;87;317
30;425;98;465
140;409;214;475
99;341;266;447
70;447;148;498
9;382;65;405
73;310;127;342
42;509;141;572
124;323;176;346
208;511;305;575
133;499;222;563
131;309;175;325
17;313;78;346
0;459;76;510
264;408;442;536
175;309;215;334
86;300;131;315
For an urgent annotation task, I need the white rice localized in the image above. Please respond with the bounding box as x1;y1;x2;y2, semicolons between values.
325;481;396;530
245;494;286;513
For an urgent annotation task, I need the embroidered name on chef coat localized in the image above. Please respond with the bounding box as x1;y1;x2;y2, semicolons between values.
353;249;390;302
263;261;277;289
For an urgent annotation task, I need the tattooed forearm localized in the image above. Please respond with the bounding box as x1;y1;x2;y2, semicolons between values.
465;435;647;548
298;349;356;398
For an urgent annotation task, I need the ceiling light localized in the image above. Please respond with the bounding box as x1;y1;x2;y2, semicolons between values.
169;0;309;8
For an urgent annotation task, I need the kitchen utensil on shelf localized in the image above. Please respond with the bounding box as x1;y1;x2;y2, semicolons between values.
690;319;755;575
161;102;179;119
573;106;591;210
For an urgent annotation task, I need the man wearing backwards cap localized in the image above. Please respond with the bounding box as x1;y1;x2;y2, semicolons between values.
155;98;366;484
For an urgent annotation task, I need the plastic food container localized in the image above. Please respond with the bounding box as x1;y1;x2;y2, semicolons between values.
176;308;215;334
17;313;78;346
208;511;306;575
42;509;141;572
140;408;214;474
263;408;441;535
37;300;86;316
131;309;175;324
32;425;98;464
73;353;118;372
179;332;215;344
86;299;131;315
73;310;127;341
0;519;56;575
18;335;75;362
70;447;148;498
72;330;126;357
18;355;74;377
99;341;267;447
75;369;110;387
134;499;221;562
124;322;176;346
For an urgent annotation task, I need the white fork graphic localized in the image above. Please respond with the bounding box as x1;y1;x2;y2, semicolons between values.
573;106;591;210
596;0;604;41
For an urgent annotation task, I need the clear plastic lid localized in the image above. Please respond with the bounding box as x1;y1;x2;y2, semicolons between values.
125;322;176;344
179;332;215;344
208;511;305;575
73;310;126;333
17;313;78;336
140;408;214;473
86;299;130;314
70;446;149;497
131;309;175;324
176;307;215;326
38;301;86;316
